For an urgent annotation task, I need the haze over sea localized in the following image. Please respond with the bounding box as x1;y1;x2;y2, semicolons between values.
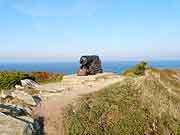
0;61;180;75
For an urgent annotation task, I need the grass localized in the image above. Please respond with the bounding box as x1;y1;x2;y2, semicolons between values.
65;69;180;135
95;75;112;81
0;71;63;90
0;72;31;90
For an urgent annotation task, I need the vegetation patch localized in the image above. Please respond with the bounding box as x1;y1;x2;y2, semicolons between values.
30;72;63;84
65;69;180;135
0;72;31;90
122;61;148;77
0;71;63;90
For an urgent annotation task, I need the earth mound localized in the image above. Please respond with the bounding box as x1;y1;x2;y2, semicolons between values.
65;68;180;135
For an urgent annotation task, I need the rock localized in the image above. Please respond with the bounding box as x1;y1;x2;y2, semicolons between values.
0;80;43;134
15;85;24;90
32;96;42;106
0;103;32;116
11;90;37;106
0;90;13;99
0;112;34;135
1;90;37;106
41;87;65;93
21;79;39;89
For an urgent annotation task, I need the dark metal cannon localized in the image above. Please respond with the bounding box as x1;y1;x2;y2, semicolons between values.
77;55;103;76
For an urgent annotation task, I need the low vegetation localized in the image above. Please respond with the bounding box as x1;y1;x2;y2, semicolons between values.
0;72;31;90
30;72;64;83
122;61;148;77
0;71;63;90
65;68;180;135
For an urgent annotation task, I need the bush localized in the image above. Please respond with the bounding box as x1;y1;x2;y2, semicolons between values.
0;71;64;90
30;72;64;83
123;61;148;77
0;72;34;90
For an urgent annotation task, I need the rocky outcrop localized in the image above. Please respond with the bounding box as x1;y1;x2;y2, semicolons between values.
0;79;43;135
0;108;42;135
0;112;33;135
0;94;42;135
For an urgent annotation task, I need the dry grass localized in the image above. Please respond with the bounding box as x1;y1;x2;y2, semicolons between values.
139;69;180;119
65;69;180;135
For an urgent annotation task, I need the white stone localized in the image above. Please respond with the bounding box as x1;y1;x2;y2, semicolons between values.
21;79;39;89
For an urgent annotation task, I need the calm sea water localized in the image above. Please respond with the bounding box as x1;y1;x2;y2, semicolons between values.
0;61;180;75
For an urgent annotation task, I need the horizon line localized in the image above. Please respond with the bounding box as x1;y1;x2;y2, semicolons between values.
1;58;180;63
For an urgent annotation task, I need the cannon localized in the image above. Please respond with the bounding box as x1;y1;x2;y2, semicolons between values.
77;55;103;76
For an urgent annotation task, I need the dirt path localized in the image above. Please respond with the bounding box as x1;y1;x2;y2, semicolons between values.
34;73;124;135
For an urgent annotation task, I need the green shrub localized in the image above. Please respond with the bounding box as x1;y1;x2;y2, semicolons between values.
0;72;33;90
0;71;64;90
123;61;148;77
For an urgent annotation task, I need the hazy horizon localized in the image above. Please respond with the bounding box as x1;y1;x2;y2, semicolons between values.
1;57;180;63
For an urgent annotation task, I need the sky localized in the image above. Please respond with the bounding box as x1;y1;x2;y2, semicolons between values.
0;0;180;61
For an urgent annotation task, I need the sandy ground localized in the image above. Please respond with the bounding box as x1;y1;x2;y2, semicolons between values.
34;73;124;135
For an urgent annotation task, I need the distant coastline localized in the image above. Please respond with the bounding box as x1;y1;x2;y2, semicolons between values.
0;60;180;75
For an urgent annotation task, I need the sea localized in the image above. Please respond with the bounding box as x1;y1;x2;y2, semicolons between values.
0;61;180;75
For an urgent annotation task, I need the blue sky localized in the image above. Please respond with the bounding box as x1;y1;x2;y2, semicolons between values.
0;0;180;61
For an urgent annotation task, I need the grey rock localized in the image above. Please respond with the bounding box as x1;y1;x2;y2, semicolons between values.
0;103;32;116
0;112;34;135
32;96;42;106
1;90;37;106
11;90;37;106
21;79;39;89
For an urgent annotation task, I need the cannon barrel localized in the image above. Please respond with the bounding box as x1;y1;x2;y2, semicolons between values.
80;55;100;65
78;55;103;75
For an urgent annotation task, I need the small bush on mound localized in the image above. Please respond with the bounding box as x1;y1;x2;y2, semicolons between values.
123;61;148;77
0;71;64;90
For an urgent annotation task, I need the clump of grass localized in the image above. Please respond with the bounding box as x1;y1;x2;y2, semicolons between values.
123;61;148;77
65;70;180;135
